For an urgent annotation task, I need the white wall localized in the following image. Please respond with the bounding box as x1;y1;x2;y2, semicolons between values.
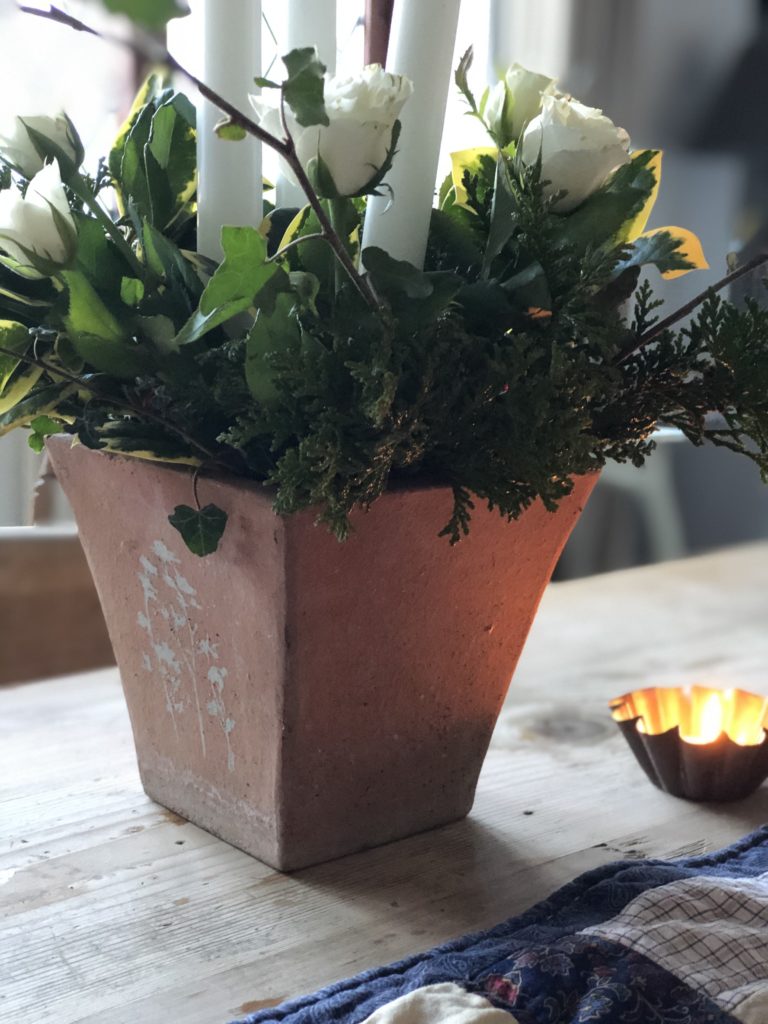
0;433;38;526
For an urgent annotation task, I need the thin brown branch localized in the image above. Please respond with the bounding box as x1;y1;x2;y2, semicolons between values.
621;251;768;362
20;4;291;157
278;93;379;308
20;2;383;313
0;343;225;465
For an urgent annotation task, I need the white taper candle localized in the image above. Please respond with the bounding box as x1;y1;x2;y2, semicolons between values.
277;0;337;209
197;0;262;261
361;0;462;269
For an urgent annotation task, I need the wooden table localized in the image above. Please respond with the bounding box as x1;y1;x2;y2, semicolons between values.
3;545;768;1024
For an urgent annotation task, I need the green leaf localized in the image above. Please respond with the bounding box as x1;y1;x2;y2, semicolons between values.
147;96;197;230
558;151;658;254
119;101;155;223
455;46;478;114
0;320;41;415
28;414;61;453
120;276;145;306
482;157;519;276
254;77;281;89
0;381;75;435
245;291;301;405
174;226;283;346
426;208;483;274
500;259;552;310
361;119;402;199
74;214;128;294
100;0;189;31
110;74;163;186
168;503;228;557
214;118;247;142
282;48;329;128
362;247;434;299
615;231;697;277
63;270;125;345
0;321;31;390
288;271;320;314
63;270;148;378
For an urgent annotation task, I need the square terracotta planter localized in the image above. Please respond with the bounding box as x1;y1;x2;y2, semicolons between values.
48;437;596;871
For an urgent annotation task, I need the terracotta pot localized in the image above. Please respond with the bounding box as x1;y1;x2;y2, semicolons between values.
48;437;597;871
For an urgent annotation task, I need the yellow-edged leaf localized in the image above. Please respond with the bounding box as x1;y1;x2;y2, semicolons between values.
624;150;663;242
641;226;709;279
99;439;201;466
450;147;498;208
277;206;310;252
0;365;43;416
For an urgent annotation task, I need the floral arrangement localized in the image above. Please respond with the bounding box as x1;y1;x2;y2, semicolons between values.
0;4;767;555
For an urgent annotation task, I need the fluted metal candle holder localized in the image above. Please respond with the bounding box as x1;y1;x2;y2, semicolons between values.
610;685;768;802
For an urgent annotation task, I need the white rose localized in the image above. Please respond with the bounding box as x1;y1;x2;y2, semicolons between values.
521;94;631;212
0;113;81;179
0;162;77;277
250;64;413;198
486;65;557;146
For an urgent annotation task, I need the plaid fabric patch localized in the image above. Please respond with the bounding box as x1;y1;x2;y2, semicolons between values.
582;871;768;1015
234;828;768;1024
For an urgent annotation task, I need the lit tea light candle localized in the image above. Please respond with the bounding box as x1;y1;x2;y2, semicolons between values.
610;685;768;802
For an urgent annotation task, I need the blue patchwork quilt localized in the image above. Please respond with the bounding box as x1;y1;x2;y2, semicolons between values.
233;827;768;1024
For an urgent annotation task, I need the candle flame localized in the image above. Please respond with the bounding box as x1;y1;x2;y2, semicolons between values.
611;686;768;747
681;692;724;745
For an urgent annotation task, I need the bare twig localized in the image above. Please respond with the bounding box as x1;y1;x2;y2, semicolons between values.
620;252;768;362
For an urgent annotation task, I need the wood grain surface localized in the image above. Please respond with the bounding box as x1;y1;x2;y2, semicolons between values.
2;544;767;1024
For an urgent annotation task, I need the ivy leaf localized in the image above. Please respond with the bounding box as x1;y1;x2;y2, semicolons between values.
27;414;61;453
168;503;228;557
246;291;301;405
99;0;189;31
214;118;247;142
174;227;284;346
282;48;329;128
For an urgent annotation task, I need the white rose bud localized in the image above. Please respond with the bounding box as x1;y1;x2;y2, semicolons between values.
0;162;77;277
486;65;557;146
0;112;82;179
521;94;631;212
251;65;413;199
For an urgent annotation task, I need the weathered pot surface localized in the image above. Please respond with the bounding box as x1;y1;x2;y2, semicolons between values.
48;436;597;871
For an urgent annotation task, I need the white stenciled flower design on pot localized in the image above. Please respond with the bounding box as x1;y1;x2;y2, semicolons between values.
136;539;236;772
